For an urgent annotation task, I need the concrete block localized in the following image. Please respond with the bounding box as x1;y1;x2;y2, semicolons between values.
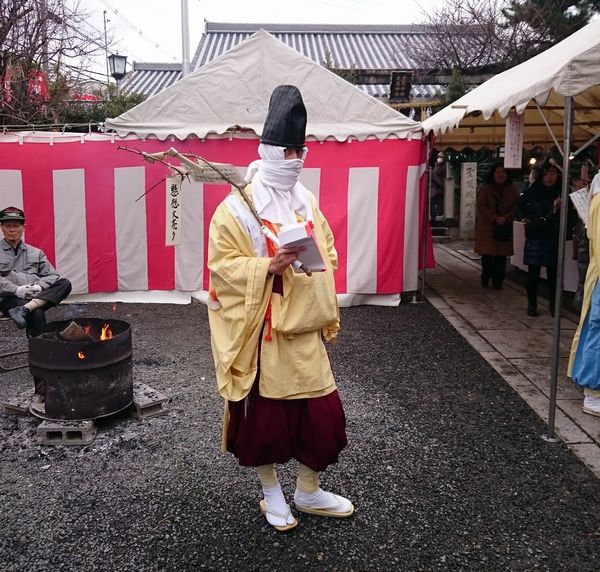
132;382;168;420
36;419;97;446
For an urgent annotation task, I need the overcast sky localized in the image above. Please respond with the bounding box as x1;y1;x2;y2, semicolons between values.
80;0;445;75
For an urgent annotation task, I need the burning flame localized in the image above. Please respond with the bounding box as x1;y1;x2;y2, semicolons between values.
100;323;113;341
78;351;85;360
82;325;92;336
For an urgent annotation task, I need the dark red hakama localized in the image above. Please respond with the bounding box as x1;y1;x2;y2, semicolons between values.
227;275;347;472
226;379;347;472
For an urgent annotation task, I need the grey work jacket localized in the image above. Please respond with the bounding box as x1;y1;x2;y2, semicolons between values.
0;239;59;297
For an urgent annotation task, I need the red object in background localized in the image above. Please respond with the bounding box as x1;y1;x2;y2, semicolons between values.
27;69;50;103
72;92;102;103
1;63;13;105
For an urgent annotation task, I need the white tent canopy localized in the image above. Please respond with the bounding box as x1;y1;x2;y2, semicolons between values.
422;19;600;149
423;20;600;439
106;30;421;142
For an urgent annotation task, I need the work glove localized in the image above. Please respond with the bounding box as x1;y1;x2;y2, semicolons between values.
25;284;43;299
15;285;30;299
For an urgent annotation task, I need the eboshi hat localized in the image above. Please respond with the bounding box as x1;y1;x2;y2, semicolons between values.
260;85;307;148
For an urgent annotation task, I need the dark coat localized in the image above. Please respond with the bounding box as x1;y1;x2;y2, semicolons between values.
474;183;519;257
430;163;445;198
518;181;561;267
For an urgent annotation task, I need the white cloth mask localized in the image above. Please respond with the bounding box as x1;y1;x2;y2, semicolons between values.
245;144;313;226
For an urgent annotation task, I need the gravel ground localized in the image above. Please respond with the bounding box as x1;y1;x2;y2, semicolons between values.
1;301;599;572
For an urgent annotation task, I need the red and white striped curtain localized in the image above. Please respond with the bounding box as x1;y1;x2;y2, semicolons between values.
0;135;432;299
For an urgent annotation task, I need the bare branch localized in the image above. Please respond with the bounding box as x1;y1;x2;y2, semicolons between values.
407;0;509;72
1;0;111;126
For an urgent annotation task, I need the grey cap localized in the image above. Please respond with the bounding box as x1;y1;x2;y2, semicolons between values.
0;206;25;222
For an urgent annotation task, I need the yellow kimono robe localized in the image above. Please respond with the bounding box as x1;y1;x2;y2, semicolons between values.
569;192;600;384
207;186;340;403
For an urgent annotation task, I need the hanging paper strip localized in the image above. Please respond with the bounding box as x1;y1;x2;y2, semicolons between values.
165;177;182;246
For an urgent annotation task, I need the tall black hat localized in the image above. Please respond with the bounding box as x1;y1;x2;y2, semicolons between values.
260;85;307;148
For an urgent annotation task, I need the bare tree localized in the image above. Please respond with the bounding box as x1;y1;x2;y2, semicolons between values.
501;0;600;60
409;0;600;74
406;0;509;73
1;0;109;126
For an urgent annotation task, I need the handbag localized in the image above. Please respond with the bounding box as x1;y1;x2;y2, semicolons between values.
493;223;512;241
493;195;512;242
525;209;554;239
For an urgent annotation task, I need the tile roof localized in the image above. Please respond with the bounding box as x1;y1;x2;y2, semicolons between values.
121;62;182;97
121;22;447;102
192;22;437;71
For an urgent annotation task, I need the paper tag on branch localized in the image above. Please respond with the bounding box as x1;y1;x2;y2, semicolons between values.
189;161;245;187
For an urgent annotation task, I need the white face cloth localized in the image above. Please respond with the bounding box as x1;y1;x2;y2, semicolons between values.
245;143;313;226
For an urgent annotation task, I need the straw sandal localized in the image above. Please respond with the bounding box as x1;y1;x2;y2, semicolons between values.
583;405;600;417
294;490;355;518
259;499;298;532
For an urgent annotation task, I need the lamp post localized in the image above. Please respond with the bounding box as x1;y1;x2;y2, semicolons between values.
108;53;127;94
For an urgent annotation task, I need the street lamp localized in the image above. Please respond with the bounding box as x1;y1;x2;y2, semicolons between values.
108;53;127;91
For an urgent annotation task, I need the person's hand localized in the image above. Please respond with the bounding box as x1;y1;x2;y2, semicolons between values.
25;284;42;299
553;198;561;211
496;216;507;225
268;246;304;275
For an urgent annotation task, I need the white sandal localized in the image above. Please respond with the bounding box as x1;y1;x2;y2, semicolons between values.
259;499;298;532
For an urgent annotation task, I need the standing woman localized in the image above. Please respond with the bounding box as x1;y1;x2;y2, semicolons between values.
474;163;519;290
518;161;562;316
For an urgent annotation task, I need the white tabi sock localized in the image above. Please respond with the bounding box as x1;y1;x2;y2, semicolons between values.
255;464;295;527
25;298;47;311
294;463;354;515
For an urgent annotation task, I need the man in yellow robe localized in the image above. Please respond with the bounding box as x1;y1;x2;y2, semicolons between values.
207;85;353;532
569;171;600;416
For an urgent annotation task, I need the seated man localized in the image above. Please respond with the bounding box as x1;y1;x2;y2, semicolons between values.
0;206;71;336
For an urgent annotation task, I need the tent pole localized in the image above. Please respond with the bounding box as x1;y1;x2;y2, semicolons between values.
418;163;432;302
544;95;574;442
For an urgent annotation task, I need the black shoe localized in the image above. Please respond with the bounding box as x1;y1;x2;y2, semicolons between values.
549;305;555;317
492;283;503;290
481;277;489;288
526;306;538;317
8;306;29;329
